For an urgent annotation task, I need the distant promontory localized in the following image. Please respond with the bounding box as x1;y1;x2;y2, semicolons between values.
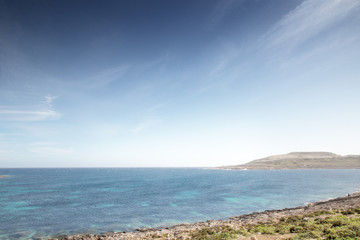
218;152;360;170
0;175;8;178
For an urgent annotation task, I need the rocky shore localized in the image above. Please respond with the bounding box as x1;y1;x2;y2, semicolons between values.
51;192;360;240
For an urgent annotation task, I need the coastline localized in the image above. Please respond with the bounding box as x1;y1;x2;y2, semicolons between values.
214;167;360;170
51;192;360;240
0;175;8;178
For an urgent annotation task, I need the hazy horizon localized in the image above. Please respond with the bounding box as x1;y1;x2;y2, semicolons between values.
1;0;360;167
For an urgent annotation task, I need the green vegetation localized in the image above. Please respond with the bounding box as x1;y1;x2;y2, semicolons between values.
190;226;248;240
188;208;360;240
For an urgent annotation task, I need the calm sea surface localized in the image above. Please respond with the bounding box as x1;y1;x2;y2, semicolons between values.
0;168;360;239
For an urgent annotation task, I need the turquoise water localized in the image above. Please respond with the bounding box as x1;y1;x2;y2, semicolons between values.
0;168;360;239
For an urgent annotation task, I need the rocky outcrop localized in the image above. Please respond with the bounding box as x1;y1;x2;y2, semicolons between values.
50;192;360;240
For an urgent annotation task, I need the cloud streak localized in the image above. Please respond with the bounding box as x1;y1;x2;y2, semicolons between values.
0;94;61;121
265;0;360;49
0;109;61;121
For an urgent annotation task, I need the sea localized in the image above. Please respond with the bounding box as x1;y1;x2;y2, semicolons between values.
1;168;360;239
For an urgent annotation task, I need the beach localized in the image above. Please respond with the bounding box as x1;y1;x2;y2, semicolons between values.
50;192;360;240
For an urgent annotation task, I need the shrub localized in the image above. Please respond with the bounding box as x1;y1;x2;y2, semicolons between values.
342;209;356;215
189;208;360;240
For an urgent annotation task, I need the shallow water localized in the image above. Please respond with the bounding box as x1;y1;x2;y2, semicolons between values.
0;168;360;239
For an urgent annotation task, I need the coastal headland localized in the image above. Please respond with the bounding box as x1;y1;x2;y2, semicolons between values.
217;152;360;170
52;192;360;240
0;175;8;178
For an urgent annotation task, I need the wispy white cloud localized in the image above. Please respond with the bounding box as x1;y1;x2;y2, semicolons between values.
44;95;58;105
265;0;360;49
279;31;360;69
0;109;61;121
0;94;61;121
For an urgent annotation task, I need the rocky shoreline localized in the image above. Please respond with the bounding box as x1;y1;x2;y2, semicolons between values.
51;192;360;240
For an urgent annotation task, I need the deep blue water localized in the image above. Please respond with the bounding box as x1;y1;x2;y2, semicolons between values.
0;168;360;239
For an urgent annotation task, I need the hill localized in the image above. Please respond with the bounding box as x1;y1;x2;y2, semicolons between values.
218;152;360;170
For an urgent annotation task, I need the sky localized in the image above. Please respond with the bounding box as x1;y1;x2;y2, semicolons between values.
0;0;360;167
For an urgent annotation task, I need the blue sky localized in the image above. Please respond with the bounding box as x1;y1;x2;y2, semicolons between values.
1;0;360;167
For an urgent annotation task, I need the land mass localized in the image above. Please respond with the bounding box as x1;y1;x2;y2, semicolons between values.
217;152;360;170
0;175;8;178
52;192;360;240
